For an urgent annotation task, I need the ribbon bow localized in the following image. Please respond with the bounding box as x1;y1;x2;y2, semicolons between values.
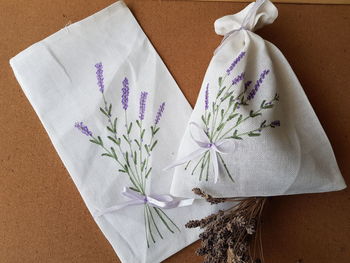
94;187;194;217
164;122;235;183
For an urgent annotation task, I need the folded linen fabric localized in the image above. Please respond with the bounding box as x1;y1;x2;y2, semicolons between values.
10;1;225;262
168;0;346;198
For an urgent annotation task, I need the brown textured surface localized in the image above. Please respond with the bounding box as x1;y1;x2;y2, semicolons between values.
0;0;349;262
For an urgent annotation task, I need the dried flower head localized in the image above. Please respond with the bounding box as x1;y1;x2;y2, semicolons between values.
186;188;267;263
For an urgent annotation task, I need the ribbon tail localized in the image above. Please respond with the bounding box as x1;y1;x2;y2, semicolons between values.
148;196;195;209
163;148;208;171
176;198;195;207
94;199;143;218
211;148;219;184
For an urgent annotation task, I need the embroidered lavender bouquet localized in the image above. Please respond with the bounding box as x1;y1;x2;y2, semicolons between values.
167;51;280;184
75;63;192;247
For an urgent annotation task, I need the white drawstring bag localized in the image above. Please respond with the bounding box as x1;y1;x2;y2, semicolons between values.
9;1;227;262
168;0;346;198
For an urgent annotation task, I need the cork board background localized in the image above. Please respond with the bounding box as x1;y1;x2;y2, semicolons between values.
0;0;349;262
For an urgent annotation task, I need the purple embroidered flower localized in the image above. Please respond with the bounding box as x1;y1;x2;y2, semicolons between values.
139;91;148;120
205;83;209;110
247;69;270;100
232;72;245;85
155;102;165;125
75;122;92;136
226;51;246;75
270;120;281;127
121;77;129;110
95;62;104;93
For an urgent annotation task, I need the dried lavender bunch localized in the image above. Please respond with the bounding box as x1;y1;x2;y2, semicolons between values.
186;189;267;263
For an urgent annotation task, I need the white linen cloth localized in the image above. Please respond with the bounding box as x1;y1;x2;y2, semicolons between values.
9;1;225;262
169;0;346;198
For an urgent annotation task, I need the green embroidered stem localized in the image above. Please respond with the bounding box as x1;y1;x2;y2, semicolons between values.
144;205;150;248
147;205;164;239
218;153;234;182
191;151;208;175
153;207;175;233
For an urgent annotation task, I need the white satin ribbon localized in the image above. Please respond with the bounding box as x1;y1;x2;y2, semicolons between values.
164;122;235;183
94;187;194;217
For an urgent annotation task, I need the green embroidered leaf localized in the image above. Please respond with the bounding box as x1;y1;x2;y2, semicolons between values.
124;165;129;172
233;102;240;111
134;139;141;149
260;120;267;128
113;117;118;131
118;169;127;173
145;167;152;178
154;127;160;135
218;77;223;87
260;100;266;109
207;112;211;123
220;109;224;120
110;147;117;159
107;136;118;145
99;107;109;117
97;136;103;146
150;140;158;151
108;104;112;116
89;139;100;145
129;186;139;192
231;129;242;140
221;92;233;102
101;153;113;158
125;152;130;166
236;114;243;126
201;115;206;125
141;160;146;172
263;104;273;109
141;129;145;139
229;96;235;107
227;113;238;121
144;144;150;154
248;132;261;137
136;119;141;128
127;122;133;134
133;151;137;164
217;87;225;98
249;110;262;118
107;126;114;133
217;123;225;131
122;135;129;144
